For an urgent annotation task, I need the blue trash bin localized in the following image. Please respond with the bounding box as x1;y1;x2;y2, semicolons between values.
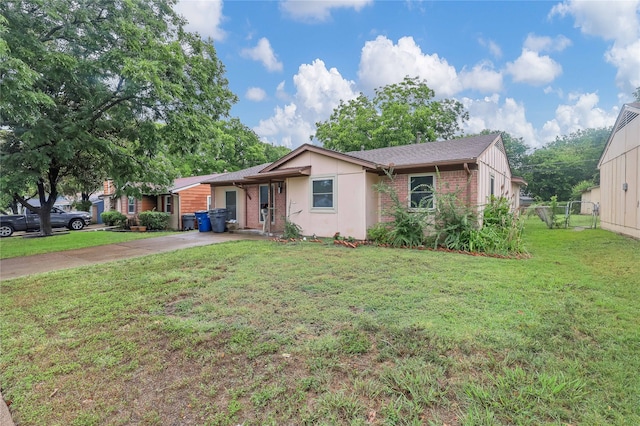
195;210;212;232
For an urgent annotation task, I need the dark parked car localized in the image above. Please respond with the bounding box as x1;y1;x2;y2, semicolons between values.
0;207;92;237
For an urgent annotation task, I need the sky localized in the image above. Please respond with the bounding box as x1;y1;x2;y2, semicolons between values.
173;0;640;150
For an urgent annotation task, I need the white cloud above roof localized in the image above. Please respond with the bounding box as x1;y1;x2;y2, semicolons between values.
280;0;373;22
550;0;640;92
240;38;283;72
540;92;619;141
358;36;462;97
506;49;563;86
459;62;503;93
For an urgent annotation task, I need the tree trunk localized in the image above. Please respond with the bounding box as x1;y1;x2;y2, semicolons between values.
36;180;57;236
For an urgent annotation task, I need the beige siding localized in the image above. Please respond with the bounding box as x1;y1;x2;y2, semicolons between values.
282;152;369;239
580;187;600;214
477;141;513;212
599;106;640;239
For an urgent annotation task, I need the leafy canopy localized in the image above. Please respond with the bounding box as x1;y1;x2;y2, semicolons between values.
314;76;468;152
0;0;237;234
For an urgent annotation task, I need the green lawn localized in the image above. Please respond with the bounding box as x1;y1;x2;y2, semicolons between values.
1;219;638;425
0;230;175;259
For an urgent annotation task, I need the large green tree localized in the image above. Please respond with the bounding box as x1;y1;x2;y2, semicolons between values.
314;76;468;152
172;118;291;176
0;0;236;235
522;128;610;201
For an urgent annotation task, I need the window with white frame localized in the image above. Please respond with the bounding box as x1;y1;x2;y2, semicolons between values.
127;196;136;214
311;177;334;209
207;195;212;210
164;195;172;213
408;174;434;209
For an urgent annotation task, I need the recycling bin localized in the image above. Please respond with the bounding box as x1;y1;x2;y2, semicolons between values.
181;213;196;231
194;210;212;232
209;208;228;233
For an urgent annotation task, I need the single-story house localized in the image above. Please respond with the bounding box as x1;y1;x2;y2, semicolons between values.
103;173;223;230
203;133;525;240
597;102;640;239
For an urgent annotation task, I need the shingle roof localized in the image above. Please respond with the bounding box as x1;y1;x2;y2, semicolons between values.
171;173;225;192
202;163;272;184
343;133;500;167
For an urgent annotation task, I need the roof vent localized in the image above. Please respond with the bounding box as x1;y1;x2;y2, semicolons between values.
616;110;639;133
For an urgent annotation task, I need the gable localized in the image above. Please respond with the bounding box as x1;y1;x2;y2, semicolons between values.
599;103;640;167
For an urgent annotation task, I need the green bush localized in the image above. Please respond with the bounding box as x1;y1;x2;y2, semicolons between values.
138;211;170;230
282;218;302;239
72;200;92;212
367;222;392;244
433;189;478;251
374;173;430;248
100;211;127;227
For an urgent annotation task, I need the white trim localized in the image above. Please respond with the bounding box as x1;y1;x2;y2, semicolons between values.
207;195;212;210
164;195;172;213
127;196;136;214
408;173;435;210
310;175;337;212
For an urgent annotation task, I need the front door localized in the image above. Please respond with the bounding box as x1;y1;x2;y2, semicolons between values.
225;191;237;221
259;184;274;223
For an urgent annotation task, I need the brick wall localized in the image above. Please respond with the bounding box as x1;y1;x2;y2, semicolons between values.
379;169;478;222
244;184;286;233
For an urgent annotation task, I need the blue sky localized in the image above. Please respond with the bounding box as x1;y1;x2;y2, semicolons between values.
174;0;640;149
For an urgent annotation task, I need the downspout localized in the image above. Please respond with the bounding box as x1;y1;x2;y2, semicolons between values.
464;162;472;206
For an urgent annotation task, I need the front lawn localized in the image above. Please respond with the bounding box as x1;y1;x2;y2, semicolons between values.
1;220;638;425
0;230;176;259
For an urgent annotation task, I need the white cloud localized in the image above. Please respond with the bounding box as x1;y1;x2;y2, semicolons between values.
253;60;357;148
280;0;373;22
293;59;358;116
461;95;539;147
524;33;572;52
240;38;283;72
459;62;503;93
478;37;502;58
506;49;563;86
358;36;462;97
245;87;267;102
550;0;640;92
254;104;316;148
550;0;639;43
540;92;619;142
174;0;225;41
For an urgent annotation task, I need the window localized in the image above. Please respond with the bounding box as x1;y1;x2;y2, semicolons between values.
164;195;172;214
225;191;237;220
409;174;434;208
490;175;495;197
207;195;212;211
127;196;136;214
312;178;334;209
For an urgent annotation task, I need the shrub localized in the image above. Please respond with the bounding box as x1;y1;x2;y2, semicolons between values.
100;211;127;227
72;200;92;212
138;211;170;230
282;218;302;239
374;172;430;248
433;189;478;251
367;222;392;244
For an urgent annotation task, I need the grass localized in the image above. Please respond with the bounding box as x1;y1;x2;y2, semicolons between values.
0;230;176;259
0;218;638;425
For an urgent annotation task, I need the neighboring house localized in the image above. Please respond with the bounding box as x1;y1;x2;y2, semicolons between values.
103;173;223;230
23;196;73;212
204;133;525;240
597;102;640;239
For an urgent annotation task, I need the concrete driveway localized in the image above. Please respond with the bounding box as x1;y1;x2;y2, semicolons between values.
0;230;266;281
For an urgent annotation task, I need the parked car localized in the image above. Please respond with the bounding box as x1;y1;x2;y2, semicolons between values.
0;207;92;237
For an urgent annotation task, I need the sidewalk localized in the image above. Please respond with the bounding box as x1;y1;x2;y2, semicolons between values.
0;230;265;281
